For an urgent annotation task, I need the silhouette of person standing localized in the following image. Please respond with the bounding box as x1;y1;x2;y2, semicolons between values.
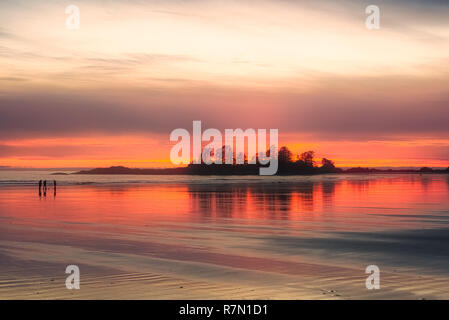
43;180;47;196
53;180;57;196
38;180;42;196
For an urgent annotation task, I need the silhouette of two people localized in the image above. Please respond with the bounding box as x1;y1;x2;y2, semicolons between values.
39;180;56;197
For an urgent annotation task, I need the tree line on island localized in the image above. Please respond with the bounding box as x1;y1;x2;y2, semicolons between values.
73;145;449;176
188;147;339;175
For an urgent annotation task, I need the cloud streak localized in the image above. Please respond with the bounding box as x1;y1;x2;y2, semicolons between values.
0;0;448;167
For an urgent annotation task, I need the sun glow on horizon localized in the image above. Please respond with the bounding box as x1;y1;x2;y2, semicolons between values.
0;0;448;169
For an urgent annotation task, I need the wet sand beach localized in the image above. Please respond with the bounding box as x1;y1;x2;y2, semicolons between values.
0;173;449;299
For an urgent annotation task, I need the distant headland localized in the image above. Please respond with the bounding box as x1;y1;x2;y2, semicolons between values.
73;165;449;175
72;147;449;176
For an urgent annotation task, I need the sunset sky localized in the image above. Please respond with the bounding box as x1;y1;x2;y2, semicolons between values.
1;0;448;168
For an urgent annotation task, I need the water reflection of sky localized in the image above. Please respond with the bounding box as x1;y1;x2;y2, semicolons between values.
1;174;449;275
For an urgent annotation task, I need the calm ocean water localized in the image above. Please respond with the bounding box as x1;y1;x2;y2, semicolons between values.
2;169;443;186
1;170;449;298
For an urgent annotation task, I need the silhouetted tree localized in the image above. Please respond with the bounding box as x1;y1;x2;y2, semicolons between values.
278;146;293;164
321;158;335;170
299;151;315;167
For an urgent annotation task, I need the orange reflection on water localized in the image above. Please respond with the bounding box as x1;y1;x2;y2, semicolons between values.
0;175;448;234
